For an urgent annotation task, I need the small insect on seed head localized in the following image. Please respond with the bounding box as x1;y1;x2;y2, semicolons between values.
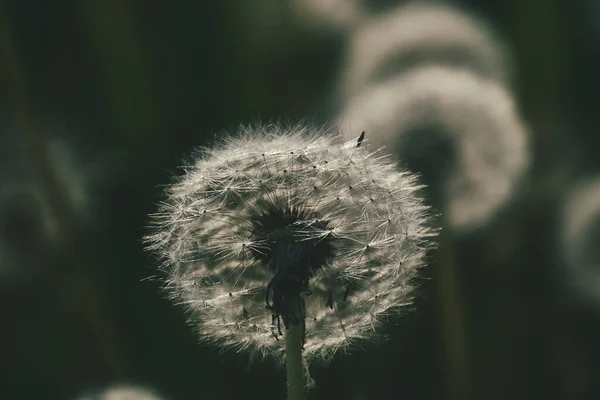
145;124;436;361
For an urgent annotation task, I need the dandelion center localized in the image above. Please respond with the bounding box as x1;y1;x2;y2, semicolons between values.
249;205;334;339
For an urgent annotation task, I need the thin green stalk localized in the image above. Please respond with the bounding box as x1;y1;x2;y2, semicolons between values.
436;232;469;400
285;324;307;400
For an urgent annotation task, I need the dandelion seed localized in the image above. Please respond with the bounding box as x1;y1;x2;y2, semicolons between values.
339;66;529;231
145;124;435;363
341;2;509;97
561;176;600;305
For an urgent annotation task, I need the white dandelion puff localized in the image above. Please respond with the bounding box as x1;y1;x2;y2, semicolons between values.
340;2;509;97
561;176;600;305
339;66;530;231
75;385;166;400
288;0;365;31
145;124;436;362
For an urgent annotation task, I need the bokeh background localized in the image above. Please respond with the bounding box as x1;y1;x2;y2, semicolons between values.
1;0;599;399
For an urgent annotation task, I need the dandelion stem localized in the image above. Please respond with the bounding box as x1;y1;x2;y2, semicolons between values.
436;227;469;400
285;323;307;400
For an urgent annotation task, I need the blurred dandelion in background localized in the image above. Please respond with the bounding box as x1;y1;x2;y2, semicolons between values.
0;117;131;383
145;124;436;396
0;124;95;280
333;5;530;398
75;384;166;400
339;66;529;232
561;176;600;305
340;2;510;98
288;0;365;31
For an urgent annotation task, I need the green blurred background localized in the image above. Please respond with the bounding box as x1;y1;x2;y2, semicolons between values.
1;0;599;399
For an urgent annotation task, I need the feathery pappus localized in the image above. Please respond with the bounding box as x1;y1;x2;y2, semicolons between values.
145;124;436;361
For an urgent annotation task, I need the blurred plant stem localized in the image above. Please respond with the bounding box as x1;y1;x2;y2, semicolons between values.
507;0;569;157
436;223;470;400
77;1;161;151
285;324;307;400
1;16;129;379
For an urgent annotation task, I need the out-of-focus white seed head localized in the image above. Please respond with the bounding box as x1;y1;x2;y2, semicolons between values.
0;123;107;282
341;2;509;97
0;135;91;240
288;0;365;31
561;176;600;305
145;124;436;361
339;66;529;231
75;385;166;400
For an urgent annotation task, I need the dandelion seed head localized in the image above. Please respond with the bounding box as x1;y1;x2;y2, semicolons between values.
146;124;435;361
339;66;529;231
561;176;600;305
289;0;365;31
75;385;165;400
341;2;509;97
